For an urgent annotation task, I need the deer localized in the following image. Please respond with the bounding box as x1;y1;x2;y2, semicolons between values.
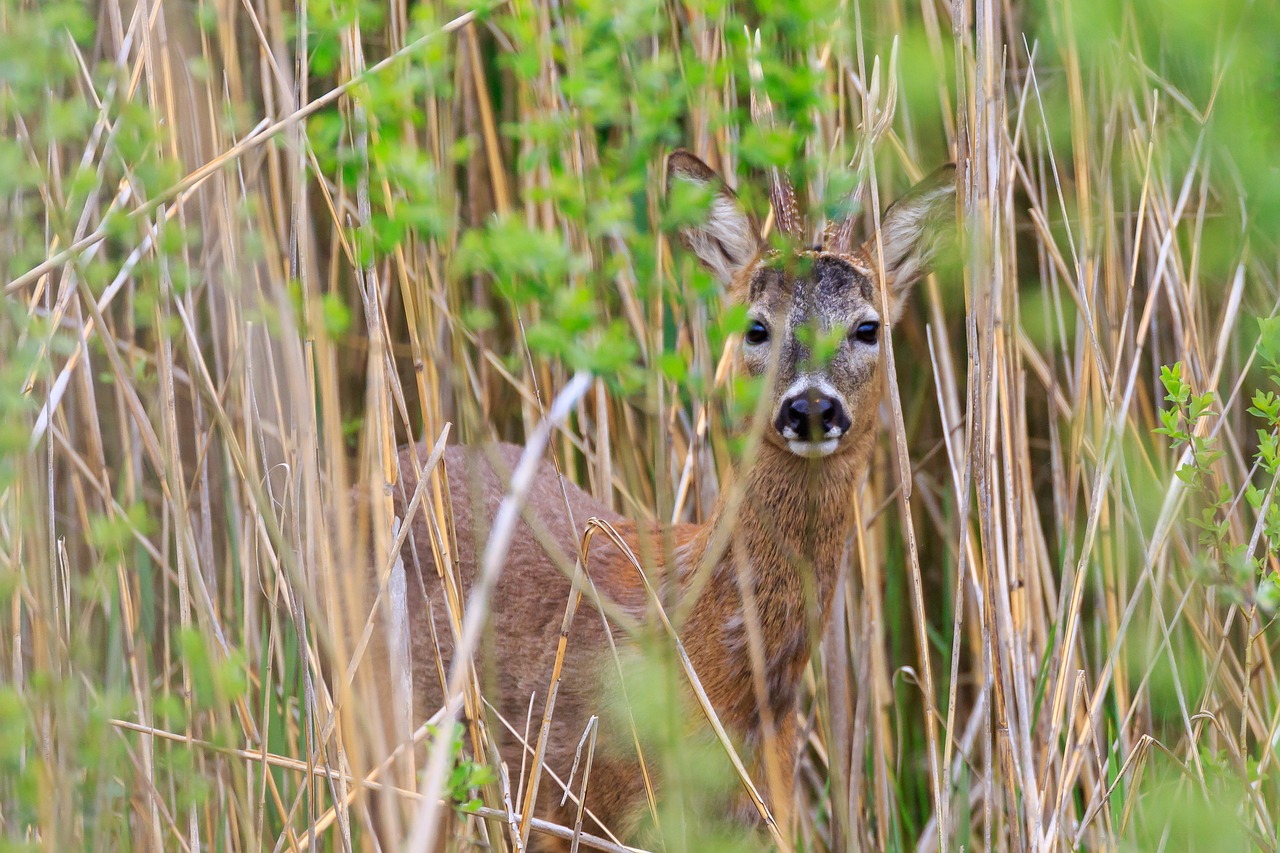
377;149;956;851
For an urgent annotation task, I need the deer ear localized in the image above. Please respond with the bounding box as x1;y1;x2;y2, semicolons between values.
864;163;957;319
666;150;761;286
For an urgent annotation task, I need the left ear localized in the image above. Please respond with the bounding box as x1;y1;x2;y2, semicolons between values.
666;149;762;287
862;163;957;320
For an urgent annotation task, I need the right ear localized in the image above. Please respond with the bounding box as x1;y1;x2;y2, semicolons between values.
666;150;761;286
862;163;957;319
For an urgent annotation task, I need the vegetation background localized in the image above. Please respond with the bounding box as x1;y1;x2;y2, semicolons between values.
2;0;1279;849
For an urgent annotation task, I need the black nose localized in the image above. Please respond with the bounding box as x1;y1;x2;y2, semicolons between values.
776;394;851;441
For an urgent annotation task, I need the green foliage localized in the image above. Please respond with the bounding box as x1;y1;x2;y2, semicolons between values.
178;629;250;712
1126;749;1253;852
1154;347;1280;610
446;736;498;815
1034;0;1280;244
613;645;768;852
295;0;869;406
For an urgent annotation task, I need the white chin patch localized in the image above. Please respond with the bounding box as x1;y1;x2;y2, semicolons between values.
786;438;840;458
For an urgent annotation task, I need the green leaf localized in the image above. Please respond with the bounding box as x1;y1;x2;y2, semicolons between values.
1189;391;1215;421
321;293;352;336
1258;316;1280;369
1159;362;1189;405
1248;390;1280;423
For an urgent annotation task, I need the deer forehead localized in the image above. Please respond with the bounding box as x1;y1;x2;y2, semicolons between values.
745;252;880;330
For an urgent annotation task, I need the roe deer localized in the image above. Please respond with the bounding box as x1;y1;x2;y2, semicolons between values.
380;150;956;851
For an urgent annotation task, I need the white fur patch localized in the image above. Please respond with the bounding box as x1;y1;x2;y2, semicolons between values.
786;438;840;458
781;375;841;404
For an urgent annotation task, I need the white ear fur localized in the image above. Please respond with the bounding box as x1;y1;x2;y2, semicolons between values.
865;164;957;319
667;150;761;286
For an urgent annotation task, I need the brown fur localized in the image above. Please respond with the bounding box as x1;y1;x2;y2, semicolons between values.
372;152;956;850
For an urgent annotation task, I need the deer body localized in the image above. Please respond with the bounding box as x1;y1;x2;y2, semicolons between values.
383;151;955;850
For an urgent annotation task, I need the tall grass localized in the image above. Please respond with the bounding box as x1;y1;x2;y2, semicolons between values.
2;0;1278;849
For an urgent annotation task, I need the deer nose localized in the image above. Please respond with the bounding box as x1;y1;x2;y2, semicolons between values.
776;394;851;441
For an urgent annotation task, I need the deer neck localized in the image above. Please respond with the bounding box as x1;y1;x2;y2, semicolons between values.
676;439;864;725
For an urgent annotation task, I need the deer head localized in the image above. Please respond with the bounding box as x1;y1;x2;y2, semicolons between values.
667;150;956;460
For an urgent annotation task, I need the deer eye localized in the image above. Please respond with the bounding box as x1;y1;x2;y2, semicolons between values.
745;320;770;345
850;321;880;345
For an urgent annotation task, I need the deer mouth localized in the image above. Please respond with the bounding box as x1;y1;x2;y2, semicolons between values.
785;437;842;458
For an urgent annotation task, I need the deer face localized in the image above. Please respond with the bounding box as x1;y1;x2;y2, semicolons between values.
668;150;956;459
